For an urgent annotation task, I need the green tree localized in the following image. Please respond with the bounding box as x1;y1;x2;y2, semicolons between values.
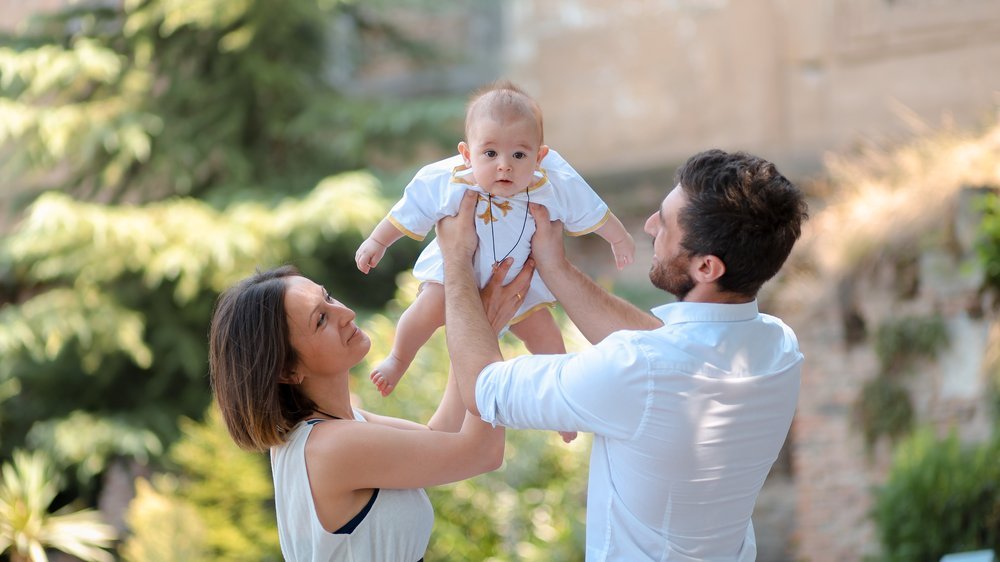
0;0;457;503
0;0;460;206
0;171;386;483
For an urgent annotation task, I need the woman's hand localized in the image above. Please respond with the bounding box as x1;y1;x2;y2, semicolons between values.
481;257;534;335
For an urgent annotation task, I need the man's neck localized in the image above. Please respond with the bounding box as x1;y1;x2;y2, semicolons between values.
680;283;755;305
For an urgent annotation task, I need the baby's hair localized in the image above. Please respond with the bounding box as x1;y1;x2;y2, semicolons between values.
465;79;544;144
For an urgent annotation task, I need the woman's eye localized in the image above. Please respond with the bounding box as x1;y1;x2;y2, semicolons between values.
325;293;334;303
317;313;327;328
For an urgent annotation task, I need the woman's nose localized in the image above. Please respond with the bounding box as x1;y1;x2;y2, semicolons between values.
331;302;356;324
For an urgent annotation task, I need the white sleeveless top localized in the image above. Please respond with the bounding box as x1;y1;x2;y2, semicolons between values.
270;411;434;561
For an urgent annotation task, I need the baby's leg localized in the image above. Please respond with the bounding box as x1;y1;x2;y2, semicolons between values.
371;283;445;397
508;307;567;355
509;308;576;443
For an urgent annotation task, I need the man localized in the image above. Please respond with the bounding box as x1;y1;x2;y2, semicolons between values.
437;149;809;561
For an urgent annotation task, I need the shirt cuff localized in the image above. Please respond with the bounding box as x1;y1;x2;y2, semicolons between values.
474;361;503;427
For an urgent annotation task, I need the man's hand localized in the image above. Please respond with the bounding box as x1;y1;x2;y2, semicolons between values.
528;202;567;272
436;190;480;262
481;257;534;335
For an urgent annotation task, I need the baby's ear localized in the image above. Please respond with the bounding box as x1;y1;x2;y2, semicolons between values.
458;141;471;164
536;145;549;165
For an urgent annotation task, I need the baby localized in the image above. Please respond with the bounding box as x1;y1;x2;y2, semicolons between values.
356;81;635;408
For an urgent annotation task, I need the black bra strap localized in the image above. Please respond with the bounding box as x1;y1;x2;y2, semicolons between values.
332;489;379;535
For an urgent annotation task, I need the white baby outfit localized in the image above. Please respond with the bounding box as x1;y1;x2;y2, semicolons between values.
387;149;611;322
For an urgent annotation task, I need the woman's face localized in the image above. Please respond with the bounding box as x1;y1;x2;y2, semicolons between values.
283;276;371;378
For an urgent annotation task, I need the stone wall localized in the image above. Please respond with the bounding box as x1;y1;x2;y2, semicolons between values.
776;183;997;560
504;0;1000;176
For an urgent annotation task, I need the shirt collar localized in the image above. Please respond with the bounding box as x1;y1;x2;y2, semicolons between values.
650;299;759;325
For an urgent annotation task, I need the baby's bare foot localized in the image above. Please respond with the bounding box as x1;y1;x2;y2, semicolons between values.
369;355;407;397
558;431;578;444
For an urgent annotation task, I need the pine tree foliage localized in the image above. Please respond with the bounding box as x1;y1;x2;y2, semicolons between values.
0;169;386;472
0;0;461;205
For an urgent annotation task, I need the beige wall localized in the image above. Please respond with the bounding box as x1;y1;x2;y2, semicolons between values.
504;0;1000;177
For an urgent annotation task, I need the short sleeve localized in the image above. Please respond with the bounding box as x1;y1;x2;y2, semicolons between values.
475;331;648;439
540;150;611;236
387;160;464;240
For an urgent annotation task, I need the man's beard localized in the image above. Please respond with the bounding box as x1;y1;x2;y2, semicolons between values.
649;252;695;301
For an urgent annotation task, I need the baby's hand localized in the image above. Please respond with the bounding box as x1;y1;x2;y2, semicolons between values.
355;239;387;274
611;233;636;271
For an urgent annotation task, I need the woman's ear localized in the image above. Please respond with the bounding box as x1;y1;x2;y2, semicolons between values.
278;369;304;385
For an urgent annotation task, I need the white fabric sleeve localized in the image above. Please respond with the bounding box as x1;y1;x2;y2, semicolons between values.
386;165;457;241
541;150;611;236
474;331;648;439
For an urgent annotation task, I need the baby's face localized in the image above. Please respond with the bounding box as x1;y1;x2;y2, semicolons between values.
461;116;545;198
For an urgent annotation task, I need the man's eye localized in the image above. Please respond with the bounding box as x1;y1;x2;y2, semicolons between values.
484;150;497;158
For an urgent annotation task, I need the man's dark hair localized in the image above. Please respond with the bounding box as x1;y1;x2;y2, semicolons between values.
676;149;808;297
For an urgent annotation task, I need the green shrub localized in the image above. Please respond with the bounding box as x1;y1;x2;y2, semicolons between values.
872;428;1000;561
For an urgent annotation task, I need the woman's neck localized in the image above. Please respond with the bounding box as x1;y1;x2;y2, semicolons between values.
301;371;354;421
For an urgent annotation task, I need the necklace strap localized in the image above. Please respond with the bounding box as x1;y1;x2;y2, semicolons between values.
313;408;343;420
487;187;530;266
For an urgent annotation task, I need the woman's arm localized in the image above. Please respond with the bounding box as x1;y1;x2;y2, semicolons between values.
308;410;504;491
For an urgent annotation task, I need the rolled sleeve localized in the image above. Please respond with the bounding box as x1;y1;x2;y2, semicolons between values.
475;332;649;439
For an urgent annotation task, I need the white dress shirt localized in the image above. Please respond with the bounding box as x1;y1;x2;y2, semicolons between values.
476;300;802;561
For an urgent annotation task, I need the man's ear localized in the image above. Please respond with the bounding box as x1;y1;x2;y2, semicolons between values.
536;144;549;166
458;141;471;165
692;254;726;284
278;369;304;385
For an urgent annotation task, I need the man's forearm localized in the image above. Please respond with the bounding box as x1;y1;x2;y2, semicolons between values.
443;259;503;417
539;258;662;344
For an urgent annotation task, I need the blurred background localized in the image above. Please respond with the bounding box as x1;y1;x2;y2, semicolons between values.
1;0;999;561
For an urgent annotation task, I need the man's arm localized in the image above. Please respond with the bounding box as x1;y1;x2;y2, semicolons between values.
530;203;662;344
437;191;533;416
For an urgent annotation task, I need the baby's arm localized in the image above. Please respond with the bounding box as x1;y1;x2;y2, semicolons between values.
594;213;635;270
356;218;405;274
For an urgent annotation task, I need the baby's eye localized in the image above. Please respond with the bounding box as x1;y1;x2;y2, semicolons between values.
514;151;528;159
484;150;497;158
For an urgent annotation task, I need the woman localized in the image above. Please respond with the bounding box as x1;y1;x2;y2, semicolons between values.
208;258;530;561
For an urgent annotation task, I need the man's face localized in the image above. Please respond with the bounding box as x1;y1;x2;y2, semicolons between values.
459;115;545;198
644;185;696;300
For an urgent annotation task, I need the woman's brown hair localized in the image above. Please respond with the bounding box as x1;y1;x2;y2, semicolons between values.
209;265;319;451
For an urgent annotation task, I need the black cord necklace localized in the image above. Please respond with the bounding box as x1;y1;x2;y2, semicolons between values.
313;407;342;420
487;187;530;266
